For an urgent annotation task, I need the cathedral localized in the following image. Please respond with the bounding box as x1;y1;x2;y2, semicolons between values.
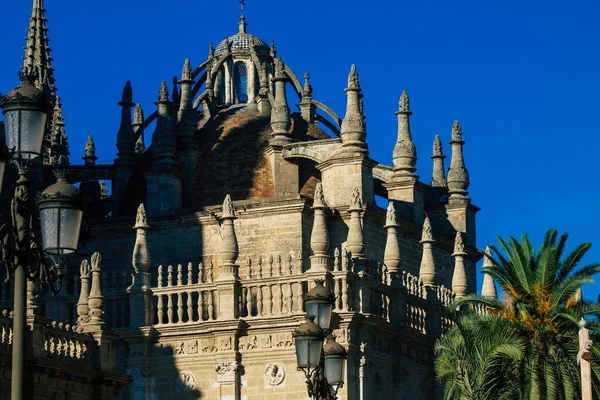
0;1;497;399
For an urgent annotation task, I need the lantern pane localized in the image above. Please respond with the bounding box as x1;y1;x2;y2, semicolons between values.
295;339;309;368
306;303;318;321
324;357;345;386
40;208;59;252
3;109;47;159
58;208;83;254
4;111;21;155
318;303;333;331
308;338;323;367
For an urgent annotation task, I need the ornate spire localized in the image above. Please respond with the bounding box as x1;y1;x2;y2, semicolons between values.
447;121;470;203
151;80;176;167
299;72;315;123
116;81;135;157
270;40;277;58
49;96;69;165
23;0;56;97
177;59;197;149
309;183;330;272
481;246;498;299
346;187;365;258
133;104;145;154
171;76;180;102
76;260;91;326
238;15;248;33
205;63;214;99
269;57;292;146
340;65;368;154
87;252;106;327
208;42;215;59
82;135;97;166
451;232;468;298
303;72;313;100
219;195;240;280
383;202;401;275
419;214;437;286
430;135;447;188
392;90;417;180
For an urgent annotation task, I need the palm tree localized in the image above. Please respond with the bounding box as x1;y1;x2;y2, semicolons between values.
435;309;525;400
438;229;600;399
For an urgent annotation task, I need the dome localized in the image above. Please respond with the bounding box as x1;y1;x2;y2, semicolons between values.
214;18;271;56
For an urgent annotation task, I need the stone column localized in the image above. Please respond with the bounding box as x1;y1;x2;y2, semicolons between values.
451;232;468;298
216;195;241;320
309;183;330;272
481;246;498;299
76;260;91;326
578;318;593;400
419;214;437;288
346;187;365;260
127;203;154;327
383;202;401;276
269;57;292;146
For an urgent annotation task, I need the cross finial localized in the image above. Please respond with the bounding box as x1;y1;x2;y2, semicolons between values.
239;0;246;17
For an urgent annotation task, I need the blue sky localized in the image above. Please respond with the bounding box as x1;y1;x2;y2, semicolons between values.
1;0;599;299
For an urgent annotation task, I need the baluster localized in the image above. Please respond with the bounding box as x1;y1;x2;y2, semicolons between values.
167;293;174;324
158;266;163;288
265;285;273;316
177;292;184;322
334;248;340;272
334;279;341;310
198;262;204;284
341;247;347;271
287;253;293;276
257;257;263;279
296;251;303;275
186;291;194;322
177;264;183;286
241;287;247;316
208;261;214;283
207;291;214;320
187;263;194;285
157;295;164;324
245;287;253;317
277;255;282;277
246;257;252;279
267;255;273;278
167;265;173;287
198;291;205;321
257;286;263;316
342;278;348;311
296;282;304;312
286;282;293;314
277;284;283;314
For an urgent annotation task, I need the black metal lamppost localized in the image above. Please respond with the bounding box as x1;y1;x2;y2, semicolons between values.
0;71;84;399
293;280;348;400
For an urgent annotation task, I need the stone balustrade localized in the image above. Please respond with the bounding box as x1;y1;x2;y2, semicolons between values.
0;309;13;354
44;320;94;367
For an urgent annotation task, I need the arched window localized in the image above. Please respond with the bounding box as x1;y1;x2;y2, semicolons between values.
234;62;248;103
217;67;226;105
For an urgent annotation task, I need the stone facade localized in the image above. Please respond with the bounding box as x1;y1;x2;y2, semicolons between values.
0;2;495;399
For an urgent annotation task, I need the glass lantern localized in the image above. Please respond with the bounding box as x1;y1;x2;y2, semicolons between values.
0;72;52;161
37;173;84;255
293;315;325;370
303;279;335;331
323;335;347;388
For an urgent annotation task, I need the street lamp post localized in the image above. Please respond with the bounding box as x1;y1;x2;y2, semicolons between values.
0;71;84;399
293;280;347;400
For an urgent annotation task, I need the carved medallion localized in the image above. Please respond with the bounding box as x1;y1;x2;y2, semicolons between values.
176;371;195;392
264;363;285;386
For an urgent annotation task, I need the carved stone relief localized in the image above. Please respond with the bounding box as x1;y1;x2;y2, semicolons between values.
264;363;285;386
176;371;195;392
